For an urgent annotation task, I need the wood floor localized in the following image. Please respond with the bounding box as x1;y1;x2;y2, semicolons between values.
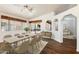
40;38;77;54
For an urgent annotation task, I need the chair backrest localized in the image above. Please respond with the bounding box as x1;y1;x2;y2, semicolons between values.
41;31;45;36
15;41;29;53
31;35;41;45
0;42;14;52
14;34;20;36
4;35;12;38
21;33;26;35
41;31;52;38
45;32;52;37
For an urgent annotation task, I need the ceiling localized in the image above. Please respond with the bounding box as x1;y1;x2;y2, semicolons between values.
0;4;76;19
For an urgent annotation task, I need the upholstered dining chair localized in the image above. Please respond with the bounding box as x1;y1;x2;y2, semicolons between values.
0;42;14;54
3;35;12;41
4;35;12;38
14;35;42;54
3;35;13;42
3;35;16;48
45;32;52;39
29;35;42;53
41;31;46;36
14;34;24;38
41;31;52;39
14;40;31;54
14;34;20;36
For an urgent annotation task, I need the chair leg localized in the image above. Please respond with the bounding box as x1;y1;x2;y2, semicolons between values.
38;40;43;48
31;45;35;54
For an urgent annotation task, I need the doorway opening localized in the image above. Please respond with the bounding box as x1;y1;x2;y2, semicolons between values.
62;14;77;51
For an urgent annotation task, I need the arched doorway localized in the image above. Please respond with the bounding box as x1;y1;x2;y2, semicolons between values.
62;14;77;51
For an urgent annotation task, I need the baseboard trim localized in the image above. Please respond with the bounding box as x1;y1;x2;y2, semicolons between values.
76;49;79;52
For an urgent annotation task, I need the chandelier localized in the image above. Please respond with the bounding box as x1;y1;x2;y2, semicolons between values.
23;5;33;12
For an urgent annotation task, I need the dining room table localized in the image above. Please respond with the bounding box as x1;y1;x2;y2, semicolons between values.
4;33;37;48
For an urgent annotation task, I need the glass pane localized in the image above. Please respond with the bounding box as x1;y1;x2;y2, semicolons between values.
1;19;9;31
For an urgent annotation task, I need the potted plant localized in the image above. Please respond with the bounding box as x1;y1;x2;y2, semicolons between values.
24;27;30;32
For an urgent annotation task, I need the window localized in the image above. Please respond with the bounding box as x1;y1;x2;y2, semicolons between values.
0;16;26;31
30;23;41;31
1;19;9;31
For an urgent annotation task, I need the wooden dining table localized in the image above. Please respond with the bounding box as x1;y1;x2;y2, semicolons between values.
4;33;37;48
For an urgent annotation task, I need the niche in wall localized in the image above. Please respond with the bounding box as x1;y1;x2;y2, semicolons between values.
46;20;52;31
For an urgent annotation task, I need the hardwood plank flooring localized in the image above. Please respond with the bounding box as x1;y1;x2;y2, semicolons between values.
40;38;77;54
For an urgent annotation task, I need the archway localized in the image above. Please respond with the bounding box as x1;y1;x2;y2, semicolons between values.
62;14;77;51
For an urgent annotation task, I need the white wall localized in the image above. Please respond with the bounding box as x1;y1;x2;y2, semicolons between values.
52;5;79;52
52;19;63;43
